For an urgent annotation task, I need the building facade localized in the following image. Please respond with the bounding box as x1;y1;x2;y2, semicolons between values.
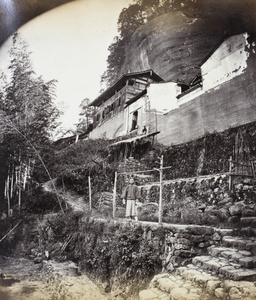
89;32;256;148
89;70;187;140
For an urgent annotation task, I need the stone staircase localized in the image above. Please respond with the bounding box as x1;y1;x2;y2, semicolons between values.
229;199;256;238
139;231;256;300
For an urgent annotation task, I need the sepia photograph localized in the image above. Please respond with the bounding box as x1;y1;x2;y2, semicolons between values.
0;0;256;299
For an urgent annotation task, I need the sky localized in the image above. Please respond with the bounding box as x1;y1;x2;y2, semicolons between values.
0;0;132;136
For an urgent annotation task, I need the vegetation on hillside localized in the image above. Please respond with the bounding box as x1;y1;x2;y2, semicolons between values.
53;139;115;204
101;0;256;87
0;32;60;215
162;123;256;180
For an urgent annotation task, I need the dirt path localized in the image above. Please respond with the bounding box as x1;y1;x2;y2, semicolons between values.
0;257;111;300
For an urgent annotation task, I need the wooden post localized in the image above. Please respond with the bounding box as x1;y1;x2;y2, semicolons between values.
159;155;163;225
229;156;232;192
113;172;117;219
88;176;92;212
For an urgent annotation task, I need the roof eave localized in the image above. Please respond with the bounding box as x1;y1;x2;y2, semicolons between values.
90;69;164;107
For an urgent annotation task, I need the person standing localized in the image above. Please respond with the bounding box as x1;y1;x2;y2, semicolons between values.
121;177;140;221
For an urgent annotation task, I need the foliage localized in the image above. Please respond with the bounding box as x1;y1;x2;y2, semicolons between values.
32;143;57;183
4;32;60;144
0;32;60;213
23;187;62;214
53;139;116;199
161;122;256;180
77;221;162;296
77;97;97;134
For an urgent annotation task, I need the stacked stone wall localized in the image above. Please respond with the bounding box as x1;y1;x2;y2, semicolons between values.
76;217;226;298
138;173;256;227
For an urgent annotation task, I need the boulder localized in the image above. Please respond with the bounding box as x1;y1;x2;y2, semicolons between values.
229;202;245;216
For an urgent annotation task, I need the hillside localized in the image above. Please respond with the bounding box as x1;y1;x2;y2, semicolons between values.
120;11;239;84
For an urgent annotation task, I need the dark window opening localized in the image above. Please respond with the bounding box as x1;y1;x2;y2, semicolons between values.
131;111;138;131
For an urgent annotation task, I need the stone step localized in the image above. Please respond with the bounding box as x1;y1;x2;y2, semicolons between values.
141;272;212;300
239;227;256;238
192;255;256;281
139;287;170;300
222;235;256;252
242;208;256;217
215;228;234;237
139;267;256;300
208;245;256;268
240;216;256;226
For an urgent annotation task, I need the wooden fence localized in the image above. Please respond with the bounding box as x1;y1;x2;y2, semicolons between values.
228;156;256;190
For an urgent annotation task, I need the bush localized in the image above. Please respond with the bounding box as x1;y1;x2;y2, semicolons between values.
23;186;62;214
162;122;256;180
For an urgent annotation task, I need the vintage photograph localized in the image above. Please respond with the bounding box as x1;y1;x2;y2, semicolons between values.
0;0;256;299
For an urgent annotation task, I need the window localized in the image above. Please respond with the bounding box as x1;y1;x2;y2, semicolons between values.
128;80;134;86
131;111;138;131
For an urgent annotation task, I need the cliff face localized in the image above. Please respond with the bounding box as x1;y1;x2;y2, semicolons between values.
121;11;232;84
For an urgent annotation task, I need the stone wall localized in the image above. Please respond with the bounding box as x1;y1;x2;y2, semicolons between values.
138;173;256;227
156;64;256;146
76;217;226;297
140;174;230;206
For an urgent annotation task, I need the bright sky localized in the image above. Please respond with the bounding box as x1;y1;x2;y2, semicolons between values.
0;0;132;136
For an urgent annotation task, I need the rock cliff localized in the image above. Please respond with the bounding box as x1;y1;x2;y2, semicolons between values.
121;11;238;84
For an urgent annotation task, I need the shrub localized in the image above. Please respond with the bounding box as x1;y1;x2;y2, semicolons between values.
23;186;62;214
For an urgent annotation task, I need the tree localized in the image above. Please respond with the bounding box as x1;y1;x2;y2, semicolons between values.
0;32;61;214
77;98;96;133
101;1;161;86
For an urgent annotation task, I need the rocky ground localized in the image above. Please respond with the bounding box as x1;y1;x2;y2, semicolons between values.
0;256;111;300
139;267;256;300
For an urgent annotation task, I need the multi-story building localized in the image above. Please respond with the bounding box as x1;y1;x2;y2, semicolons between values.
87;32;256;159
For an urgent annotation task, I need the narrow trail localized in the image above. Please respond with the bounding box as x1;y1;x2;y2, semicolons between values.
43;179;88;213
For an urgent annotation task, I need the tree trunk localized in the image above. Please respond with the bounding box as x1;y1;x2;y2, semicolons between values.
6;175;11;217
18;165;21;210
23;164;28;191
10;166;14;199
